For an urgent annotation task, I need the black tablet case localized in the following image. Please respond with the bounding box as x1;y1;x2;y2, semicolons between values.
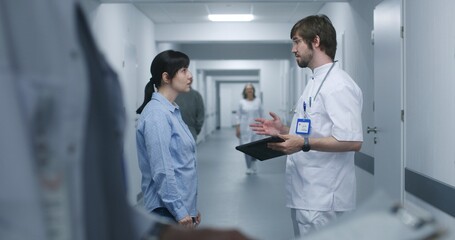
235;136;286;161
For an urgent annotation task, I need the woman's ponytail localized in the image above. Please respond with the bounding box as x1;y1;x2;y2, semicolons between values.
136;79;155;114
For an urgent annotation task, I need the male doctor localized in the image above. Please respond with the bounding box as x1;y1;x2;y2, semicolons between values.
250;14;363;238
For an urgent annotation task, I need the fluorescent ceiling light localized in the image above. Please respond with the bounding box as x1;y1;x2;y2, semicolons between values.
208;14;254;22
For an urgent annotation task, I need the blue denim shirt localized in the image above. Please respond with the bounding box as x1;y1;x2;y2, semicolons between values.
136;92;198;221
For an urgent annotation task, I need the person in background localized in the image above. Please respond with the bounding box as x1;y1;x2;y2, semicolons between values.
236;83;264;175
250;14;363;238
136;50;200;228
0;1;250;239
175;86;205;141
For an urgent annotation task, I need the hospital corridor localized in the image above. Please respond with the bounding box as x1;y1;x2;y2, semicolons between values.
1;0;455;239
196;128;292;240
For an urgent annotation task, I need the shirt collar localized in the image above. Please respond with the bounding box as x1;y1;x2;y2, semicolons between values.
152;92;178;112
311;62;336;82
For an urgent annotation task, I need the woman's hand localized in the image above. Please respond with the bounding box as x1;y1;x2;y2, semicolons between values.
194;212;201;227
178;216;195;229
235;125;241;139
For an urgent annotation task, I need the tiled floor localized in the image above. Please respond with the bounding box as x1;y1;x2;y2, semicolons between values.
197;128;293;240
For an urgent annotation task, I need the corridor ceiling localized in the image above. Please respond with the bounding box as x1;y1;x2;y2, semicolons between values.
99;0;350;24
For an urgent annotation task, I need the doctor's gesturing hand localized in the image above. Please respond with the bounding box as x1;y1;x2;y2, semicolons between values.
250;112;304;155
250;112;363;155
249;112;289;136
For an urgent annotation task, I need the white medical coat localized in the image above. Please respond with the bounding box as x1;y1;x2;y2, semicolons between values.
286;63;363;211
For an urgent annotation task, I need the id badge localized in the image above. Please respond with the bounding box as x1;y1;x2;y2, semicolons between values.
295;118;311;135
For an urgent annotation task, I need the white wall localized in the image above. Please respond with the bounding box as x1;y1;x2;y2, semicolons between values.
404;0;455;233
194;70;207;143
219;85;234;128
320;1;375;157
220;83;241;128
404;0;455;188
82;2;156;204
205;75;216;134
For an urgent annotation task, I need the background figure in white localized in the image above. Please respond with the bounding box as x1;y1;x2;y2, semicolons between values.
236;84;264;175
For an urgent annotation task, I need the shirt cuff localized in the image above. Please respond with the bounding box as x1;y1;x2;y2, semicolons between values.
170;204;189;221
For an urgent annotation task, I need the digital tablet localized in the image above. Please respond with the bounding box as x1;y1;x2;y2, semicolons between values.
235;136;286;161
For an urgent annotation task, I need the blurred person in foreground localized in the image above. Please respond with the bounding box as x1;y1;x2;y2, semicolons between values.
0;1;249;239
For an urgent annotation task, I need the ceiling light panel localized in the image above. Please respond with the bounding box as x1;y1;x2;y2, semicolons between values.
208;14;254;22
207;3;252;15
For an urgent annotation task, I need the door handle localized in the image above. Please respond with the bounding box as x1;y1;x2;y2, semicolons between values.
367;126;377;134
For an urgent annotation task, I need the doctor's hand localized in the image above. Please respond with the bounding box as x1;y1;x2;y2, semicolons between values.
267;134;305;155
249;112;286;136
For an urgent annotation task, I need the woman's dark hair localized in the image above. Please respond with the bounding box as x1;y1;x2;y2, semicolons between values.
242;83;256;99
290;14;337;60
136;50;190;114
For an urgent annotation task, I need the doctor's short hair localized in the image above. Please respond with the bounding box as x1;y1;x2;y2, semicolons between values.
290;14;337;60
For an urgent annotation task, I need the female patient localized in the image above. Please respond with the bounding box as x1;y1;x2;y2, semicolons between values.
136;50;200;228
236;83;264;174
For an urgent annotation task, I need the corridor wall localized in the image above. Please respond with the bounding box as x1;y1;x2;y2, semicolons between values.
404;0;455;233
81;1;157;204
